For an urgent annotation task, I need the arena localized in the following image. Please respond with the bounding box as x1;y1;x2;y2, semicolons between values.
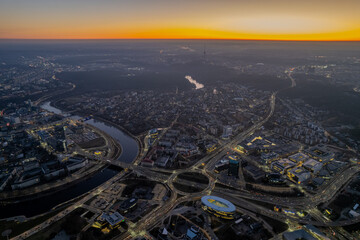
201;195;236;219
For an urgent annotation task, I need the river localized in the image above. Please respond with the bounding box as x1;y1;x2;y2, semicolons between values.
0;102;138;218
41;101;138;163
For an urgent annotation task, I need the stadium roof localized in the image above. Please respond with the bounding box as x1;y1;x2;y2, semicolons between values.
201;195;236;212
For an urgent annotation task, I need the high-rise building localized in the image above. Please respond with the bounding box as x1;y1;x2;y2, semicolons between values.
222;125;232;139
228;159;239;177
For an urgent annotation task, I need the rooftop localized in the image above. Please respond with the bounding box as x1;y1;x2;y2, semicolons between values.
201;195;236;213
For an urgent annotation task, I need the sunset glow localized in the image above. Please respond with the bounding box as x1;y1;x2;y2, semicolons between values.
1;0;359;41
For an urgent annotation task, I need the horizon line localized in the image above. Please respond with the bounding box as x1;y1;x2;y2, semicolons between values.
0;38;359;42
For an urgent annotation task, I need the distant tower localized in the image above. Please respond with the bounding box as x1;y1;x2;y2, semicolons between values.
62;140;67;153
176;86;178;95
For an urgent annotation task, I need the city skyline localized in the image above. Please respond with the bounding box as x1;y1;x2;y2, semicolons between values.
1;2;360;238
1;0;360;41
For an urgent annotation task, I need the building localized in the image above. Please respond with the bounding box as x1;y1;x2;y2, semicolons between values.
228;160;239;177
158;140;173;148
222;125;233;139
158;228;169;240
201;195;236;219
271;159;296;174
303;159;323;173
141;158;154;167
205;143;217;153
235;136;277;155
0;174;12;191
22;160;40;171
92;211;125;230
175;142;199;156
287;167;311;184
244;165;265;182
353;203;359;211
155;156;170;168
304;225;330;240
304;146;334;163
65;157;88;172
148;128;159;138
11;167;42;190
260;152;279;164
349;210;360;218
105;212;125;229
148;128;159;146
288;152;309;165
11;175;40;190
283;229;316;240
266;173;286;185
118;198;138;214
186;226;202;240
214;161;229;173
234;144;249;155
41;160;65;180
228;155;239;161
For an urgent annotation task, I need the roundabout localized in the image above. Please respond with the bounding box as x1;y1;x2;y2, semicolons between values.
169;171;210;194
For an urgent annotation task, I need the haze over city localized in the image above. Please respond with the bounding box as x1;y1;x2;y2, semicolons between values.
0;1;360;240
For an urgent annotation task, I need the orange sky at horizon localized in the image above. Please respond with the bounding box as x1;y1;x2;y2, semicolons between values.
1;0;359;41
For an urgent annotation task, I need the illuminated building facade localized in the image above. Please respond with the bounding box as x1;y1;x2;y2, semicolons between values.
201;195;236;219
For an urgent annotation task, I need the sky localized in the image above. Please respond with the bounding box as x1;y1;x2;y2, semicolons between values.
0;0;359;41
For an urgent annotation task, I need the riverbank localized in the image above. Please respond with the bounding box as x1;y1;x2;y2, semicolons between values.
0;99;139;218
91;115;142;160
84;123;122;160
52;99;141;155
50;100;139;163
0;167;119;219
0;163;107;202
0;115;123;202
